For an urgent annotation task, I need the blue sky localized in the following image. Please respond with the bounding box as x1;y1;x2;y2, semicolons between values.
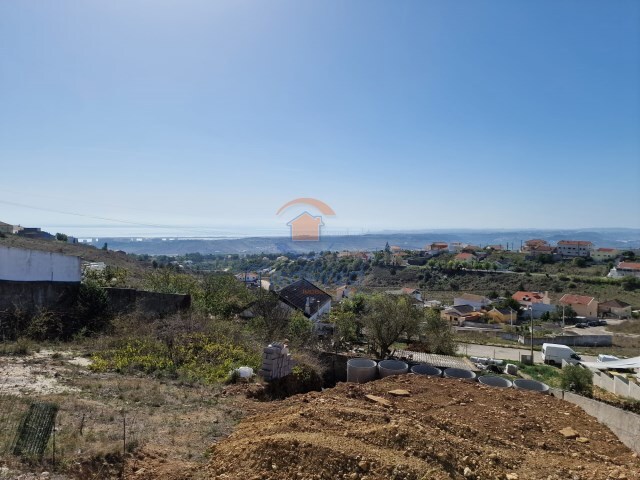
1;1;638;237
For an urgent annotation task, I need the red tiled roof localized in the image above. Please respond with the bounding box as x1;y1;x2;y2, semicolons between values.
454;253;474;260
560;294;596;306
525;239;548;246
599;299;630;308
618;262;640;271
557;240;593;246
512;291;545;303
596;248;616;252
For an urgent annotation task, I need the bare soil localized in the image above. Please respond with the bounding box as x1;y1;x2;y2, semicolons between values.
206;375;640;480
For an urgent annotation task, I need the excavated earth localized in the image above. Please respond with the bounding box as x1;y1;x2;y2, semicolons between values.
206;375;640;480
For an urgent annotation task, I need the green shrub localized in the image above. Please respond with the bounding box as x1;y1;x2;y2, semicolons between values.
90;334;260;385
561;365;593;396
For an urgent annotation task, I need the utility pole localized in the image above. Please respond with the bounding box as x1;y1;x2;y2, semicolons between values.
530;306;534;362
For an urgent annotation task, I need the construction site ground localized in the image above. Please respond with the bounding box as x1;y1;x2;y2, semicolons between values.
206;375;639;480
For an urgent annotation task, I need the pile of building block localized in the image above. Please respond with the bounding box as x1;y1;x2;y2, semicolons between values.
259;343;296;381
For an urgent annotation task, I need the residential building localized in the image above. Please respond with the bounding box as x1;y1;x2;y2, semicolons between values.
391;252;408;266
523;242;556;257
424;299;442;308
454;252;475;263
453;293;491;310
591;248;620;262
277;278;332;322
390;245;403;253
16;227;55;240
487;307;517;324
556;240;593;258
0;221;14;235
428;242;449;252
441;304;478;325
608;262;640;279
512;291;551;306
485;244;503;251
0;245;81;282
235;271;260;286
512;290;554;318
598;299;632;319
559;294;599;319
449;242;466;253
385;287;422;302
522;239;549;252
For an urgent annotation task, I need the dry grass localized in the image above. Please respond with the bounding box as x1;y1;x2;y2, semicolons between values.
0;348;258;479
607;320;640;335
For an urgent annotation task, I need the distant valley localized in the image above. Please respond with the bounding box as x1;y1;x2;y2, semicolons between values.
86;229;640;255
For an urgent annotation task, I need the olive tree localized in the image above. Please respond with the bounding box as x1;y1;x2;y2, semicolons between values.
362;294;422;358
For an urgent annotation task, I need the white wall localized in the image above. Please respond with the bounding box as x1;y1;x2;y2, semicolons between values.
0;245;81;282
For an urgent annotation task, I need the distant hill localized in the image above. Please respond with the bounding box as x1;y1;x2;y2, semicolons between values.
82;229;640;256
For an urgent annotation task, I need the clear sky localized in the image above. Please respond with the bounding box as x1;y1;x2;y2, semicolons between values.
1;1;639;237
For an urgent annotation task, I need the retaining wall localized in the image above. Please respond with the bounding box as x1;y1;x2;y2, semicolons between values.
517;335;612;347
592;370;640;401
0;280;79;313
104;288;191;316
550;388;640;453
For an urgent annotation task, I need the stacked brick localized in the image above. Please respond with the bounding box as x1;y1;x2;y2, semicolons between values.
259;343;296;381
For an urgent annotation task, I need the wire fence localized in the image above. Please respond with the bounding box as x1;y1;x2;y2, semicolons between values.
0;389;142;477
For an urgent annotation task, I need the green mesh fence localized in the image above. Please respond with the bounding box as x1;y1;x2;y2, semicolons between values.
12;402;58;458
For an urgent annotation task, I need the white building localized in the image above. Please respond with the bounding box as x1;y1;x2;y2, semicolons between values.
608;262;640;279
0;245;81;282
556;240;593;258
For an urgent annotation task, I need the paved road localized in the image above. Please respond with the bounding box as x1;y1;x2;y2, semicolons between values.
457;343;597;364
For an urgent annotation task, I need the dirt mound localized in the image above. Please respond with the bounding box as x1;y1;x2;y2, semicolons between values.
206;375;639;480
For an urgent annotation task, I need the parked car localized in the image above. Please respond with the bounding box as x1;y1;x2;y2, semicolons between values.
587;320;600;327
597;320;608;326
541;343;582;366
575;322;589;328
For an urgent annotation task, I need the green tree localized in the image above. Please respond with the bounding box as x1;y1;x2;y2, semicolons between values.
572;257;587;268
421;309;457;355
329;308;358;350
551;305;577;322
55;232;68;242
622;275;640;291
362;294;422;358
496;297;522;313
561;365;593;396
288;311;314;346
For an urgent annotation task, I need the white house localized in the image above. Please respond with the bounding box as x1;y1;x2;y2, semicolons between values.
556;240;593;258
608;262;640;279
591;248;619;262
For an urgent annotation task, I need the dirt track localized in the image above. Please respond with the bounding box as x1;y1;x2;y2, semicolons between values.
206;375;639;480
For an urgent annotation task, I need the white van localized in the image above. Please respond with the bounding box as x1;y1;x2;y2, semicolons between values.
541;343;581;366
